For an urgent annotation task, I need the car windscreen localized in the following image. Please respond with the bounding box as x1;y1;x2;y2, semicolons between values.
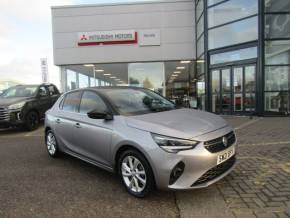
103;89;176;115
1;86;38;98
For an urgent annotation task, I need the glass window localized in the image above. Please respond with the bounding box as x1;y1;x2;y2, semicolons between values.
208;0;258;28
197;34;204;57
234;67;243;93
265;0;290;12
197;14;204;39
2;85;38;98
265;14;290;39
222;69;231;93
245;66;256;92
79;91;107;114
209;16;258;49
210;47;257;65
265;40;290;65
66;70;77;91
197;59;205;76
103;89;175;116
47;85;59;96
265;66;290;91
208;0;224;7
63;61;196;109
212;70;220;93
79;73;89;88
62;91;81;112
196;0;204;20
128;62;165;95
265;92;290;113
39;86;48;97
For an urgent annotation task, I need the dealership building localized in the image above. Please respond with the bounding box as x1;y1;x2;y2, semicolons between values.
51;0;290;116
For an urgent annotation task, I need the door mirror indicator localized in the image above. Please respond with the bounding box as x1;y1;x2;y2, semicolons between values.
87;110;113;120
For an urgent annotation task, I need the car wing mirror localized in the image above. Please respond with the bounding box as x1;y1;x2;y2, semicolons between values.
87;110;113;120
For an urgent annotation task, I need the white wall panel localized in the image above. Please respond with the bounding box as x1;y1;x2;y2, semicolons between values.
52;0;195;65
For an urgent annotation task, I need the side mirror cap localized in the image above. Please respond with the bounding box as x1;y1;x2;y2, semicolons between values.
87;110;113;120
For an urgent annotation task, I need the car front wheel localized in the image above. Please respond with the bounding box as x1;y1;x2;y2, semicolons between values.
24;111;39;131
118;149;154;198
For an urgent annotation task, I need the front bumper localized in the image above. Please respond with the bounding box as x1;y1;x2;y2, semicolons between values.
0;107;24;127
148;126;238;190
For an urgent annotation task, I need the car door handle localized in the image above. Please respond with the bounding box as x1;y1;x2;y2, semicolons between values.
74;123;81;128
56;119;61;124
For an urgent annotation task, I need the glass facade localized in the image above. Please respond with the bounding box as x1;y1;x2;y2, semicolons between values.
264;2;290;114
62;61;198;109
57;0;290;116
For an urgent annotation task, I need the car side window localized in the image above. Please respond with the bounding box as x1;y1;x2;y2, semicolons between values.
39;86;48;97
47;85;59;96
62;91;81;112
79;91;107;114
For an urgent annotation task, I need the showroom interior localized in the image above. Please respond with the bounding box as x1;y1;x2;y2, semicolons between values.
52;0;290;116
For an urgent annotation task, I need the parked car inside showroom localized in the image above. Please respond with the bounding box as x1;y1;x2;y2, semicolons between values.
0;84;60;130
45;87;237;197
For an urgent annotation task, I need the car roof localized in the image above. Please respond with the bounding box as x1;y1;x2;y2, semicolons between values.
67;86;147;93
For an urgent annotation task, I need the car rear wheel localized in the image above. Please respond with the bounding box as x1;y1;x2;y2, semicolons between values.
24;111;39;131
118;149;154;198
46;130;61;157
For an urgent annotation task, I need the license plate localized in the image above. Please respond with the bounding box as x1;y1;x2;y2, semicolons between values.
217;147;235;165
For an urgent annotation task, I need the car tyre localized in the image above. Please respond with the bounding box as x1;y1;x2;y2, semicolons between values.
46;130;61;158
24;111;39;131
118;149;154;198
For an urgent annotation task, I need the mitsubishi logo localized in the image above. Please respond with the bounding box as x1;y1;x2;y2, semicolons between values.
222;136;228;147
80;34;87;41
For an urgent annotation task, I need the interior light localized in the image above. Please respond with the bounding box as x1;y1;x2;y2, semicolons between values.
173;71;181;74
197;60;205;63
83;64;94;67
95;69;104;72
171;74;178;77
180;61;191;64
176;66;185;70
110;76;116;79
104;74;111;76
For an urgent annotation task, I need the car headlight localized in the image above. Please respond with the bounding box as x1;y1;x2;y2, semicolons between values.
151;133;199;153
8;102;26;110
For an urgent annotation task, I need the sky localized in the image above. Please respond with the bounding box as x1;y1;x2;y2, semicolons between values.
0;0;154;89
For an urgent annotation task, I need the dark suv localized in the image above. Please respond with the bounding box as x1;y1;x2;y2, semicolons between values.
0;84;60;130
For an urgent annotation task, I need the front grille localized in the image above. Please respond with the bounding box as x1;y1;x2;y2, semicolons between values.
0;107;10;121
192;155;236;187
204;131;236;153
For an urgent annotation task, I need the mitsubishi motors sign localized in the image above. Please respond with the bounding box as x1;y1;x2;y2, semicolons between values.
78;30;138;46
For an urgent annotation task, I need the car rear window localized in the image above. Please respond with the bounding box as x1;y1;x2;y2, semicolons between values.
62;91;81;112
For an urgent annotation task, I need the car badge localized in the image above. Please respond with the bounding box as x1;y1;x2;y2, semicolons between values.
222;136;228;147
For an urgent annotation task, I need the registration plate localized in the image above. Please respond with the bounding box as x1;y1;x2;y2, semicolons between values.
217;147;235;165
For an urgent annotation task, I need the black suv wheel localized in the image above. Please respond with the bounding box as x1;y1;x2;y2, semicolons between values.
24;111;39;131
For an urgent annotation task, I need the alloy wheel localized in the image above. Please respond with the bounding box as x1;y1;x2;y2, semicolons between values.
121;156;147;193
46;132;56;155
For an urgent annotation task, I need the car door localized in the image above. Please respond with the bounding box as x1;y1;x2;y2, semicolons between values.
37;86;51;118
72;90;113;166
54;91;82;152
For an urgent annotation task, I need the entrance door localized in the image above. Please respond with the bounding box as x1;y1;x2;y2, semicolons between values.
211;64;256;115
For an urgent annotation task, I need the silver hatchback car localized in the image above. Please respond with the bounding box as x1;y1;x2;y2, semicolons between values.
45;87;237;197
